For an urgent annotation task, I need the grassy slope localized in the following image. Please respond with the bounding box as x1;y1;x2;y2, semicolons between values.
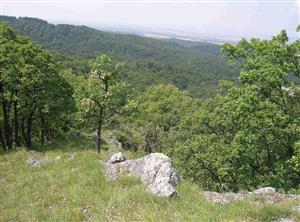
1;137;299;222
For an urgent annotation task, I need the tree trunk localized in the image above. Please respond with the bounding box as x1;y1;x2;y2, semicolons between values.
13;102;21;147
96;127;101;153
0;127;6;151
46;129;52;142
25;111;34;149
0;83;7;151
96;108;104;153
2;101;12;150
21;117;26;146
40;113;45;145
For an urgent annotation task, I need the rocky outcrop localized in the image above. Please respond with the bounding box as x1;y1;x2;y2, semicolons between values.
203;187;300;205
203;191;246;204
105;152;180;197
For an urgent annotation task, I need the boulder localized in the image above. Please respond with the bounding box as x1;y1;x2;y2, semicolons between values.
105;152;180;197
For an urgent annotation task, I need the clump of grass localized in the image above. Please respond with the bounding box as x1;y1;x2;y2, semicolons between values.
1;140;299;222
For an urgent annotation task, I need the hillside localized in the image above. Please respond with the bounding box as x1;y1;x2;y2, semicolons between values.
166;38;222;55
1;136;299;222
0;16;240;97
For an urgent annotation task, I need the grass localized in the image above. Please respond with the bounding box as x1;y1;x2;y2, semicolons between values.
0;136;299;222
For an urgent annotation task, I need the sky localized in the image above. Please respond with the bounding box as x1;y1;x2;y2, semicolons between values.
1;0;300;39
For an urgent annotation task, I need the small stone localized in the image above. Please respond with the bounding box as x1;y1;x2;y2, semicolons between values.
26;157;46;167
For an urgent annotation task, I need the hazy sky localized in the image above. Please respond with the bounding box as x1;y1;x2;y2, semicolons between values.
1;0;300;38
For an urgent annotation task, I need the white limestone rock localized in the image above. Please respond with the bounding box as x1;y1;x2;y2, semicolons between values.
105;152;180;197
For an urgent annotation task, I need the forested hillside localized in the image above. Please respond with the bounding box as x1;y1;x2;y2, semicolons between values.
1;20;299;190
0;16;240;97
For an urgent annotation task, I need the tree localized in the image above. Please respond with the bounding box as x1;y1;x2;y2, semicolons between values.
0;23;20;150
176;29;300;191
0;23;75;150
77;55;127;153
124;84;194;154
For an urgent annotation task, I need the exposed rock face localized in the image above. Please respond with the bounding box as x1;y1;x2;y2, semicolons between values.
105;152;180;197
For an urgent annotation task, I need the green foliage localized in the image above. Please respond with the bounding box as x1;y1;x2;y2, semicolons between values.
176;30;300;191
175;135;234;191
72;54;128;152
113;124;144;151
0;22;74;150
119;84;194;153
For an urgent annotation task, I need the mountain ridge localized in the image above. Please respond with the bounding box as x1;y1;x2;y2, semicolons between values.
0;15;240;97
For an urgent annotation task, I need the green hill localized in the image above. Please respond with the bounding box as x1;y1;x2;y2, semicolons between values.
0;16;239;97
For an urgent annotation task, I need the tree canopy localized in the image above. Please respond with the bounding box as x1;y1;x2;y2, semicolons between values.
0;23;74;150
0;15;240;98
175;30;300;191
